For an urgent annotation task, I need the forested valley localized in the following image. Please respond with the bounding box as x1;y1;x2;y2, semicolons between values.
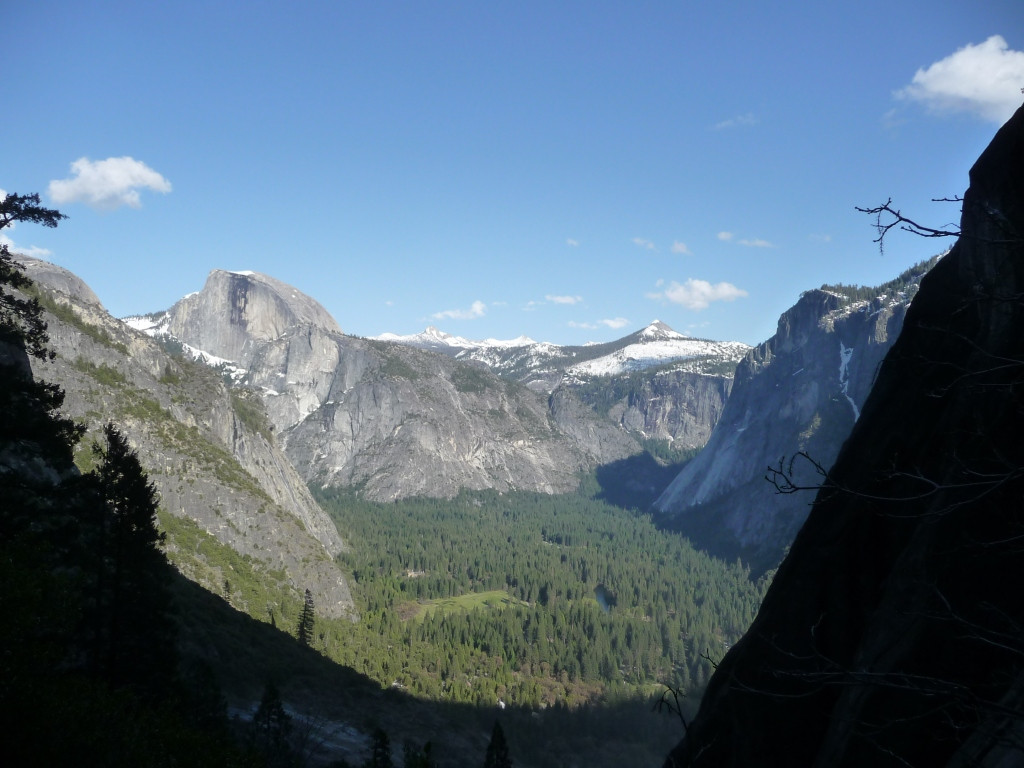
314;481;769;709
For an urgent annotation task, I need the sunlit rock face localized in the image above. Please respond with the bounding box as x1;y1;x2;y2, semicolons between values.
154;270;640;501
665;104;1024;767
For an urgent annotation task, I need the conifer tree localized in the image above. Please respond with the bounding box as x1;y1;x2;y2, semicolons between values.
366;727;393;768
87;422;177;697
483;721;512;768
297;587;316;646
252;681;293;765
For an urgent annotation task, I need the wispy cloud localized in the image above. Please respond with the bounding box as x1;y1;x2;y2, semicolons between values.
49;156;171;210
632;237;656;251
809;233;832;243
566;238;579;247
671;241;691;255
569;317;629;330
712;113;758;130
546;294;583;305
0;233;51;259
432;300;486;320
717;231;734;241
895;35;1024;124
737;238;774;248
648;278;748;311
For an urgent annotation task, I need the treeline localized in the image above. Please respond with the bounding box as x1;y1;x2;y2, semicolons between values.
819;253;942;303
314;479;769;709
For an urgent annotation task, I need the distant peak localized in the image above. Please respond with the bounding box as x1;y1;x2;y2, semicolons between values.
640;320;687;340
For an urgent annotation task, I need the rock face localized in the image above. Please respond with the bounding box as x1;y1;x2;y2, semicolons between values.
19;258;355;619
665;104;1024;767
144;273;641;501
380;320;750;463
164;269;343;367
652;272;931;571
595;368;734;451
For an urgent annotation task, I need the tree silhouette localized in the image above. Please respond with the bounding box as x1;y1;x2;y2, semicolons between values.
297;587;316;646
252;681;294;765
483;721;512;768
87;422;177;697
365;727;393;768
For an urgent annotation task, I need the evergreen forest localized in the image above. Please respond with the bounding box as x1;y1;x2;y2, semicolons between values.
313;482;770;709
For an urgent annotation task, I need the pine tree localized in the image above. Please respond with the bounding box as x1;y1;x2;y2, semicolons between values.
252;681;293;765
483;721;512;768
87;422;177;697
0;192;82;533
297;587;316;646
366;727;393;768
403;739;435;768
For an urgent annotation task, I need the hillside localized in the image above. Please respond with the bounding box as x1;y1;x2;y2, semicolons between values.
17;257;355;619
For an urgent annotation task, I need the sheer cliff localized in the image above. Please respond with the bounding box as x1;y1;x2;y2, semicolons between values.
652;267;933;571
665;103;1024;767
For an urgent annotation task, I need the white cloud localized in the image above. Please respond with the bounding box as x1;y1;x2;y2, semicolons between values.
671;241;691;255
712;113;758;130
737;238;774;248
568;320;597;330
0;233;51;258
895;35;1024;124
566;238;579;247
809;233;832;243
717;231;734;241
649;278;748;311
600;317;630;329
632;237;656;250
432;300;486;320
546;294;583;305
49;156;172;210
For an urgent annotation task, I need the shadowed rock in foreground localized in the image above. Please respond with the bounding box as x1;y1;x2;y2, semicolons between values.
665;104;1024;766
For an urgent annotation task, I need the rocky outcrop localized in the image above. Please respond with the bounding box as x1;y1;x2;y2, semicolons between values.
665;103;1024;767
652;273;928;571
602;369;733;450
18;258;355;619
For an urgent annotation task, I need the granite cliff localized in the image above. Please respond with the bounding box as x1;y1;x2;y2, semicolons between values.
665;103;1024;767
652;264;934;571
378;319;750;465
139;270;641;500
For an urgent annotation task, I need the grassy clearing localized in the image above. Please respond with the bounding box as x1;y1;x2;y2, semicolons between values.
405;589;526;622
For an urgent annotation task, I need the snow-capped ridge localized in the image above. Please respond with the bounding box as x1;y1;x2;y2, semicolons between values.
371;327;537;351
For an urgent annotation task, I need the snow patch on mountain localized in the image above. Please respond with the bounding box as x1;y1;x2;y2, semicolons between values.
567;337;749;378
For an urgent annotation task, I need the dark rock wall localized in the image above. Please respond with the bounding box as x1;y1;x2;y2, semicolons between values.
664;104;1024;767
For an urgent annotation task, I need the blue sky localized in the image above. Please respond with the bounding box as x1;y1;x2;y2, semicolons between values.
4;1;1023;347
